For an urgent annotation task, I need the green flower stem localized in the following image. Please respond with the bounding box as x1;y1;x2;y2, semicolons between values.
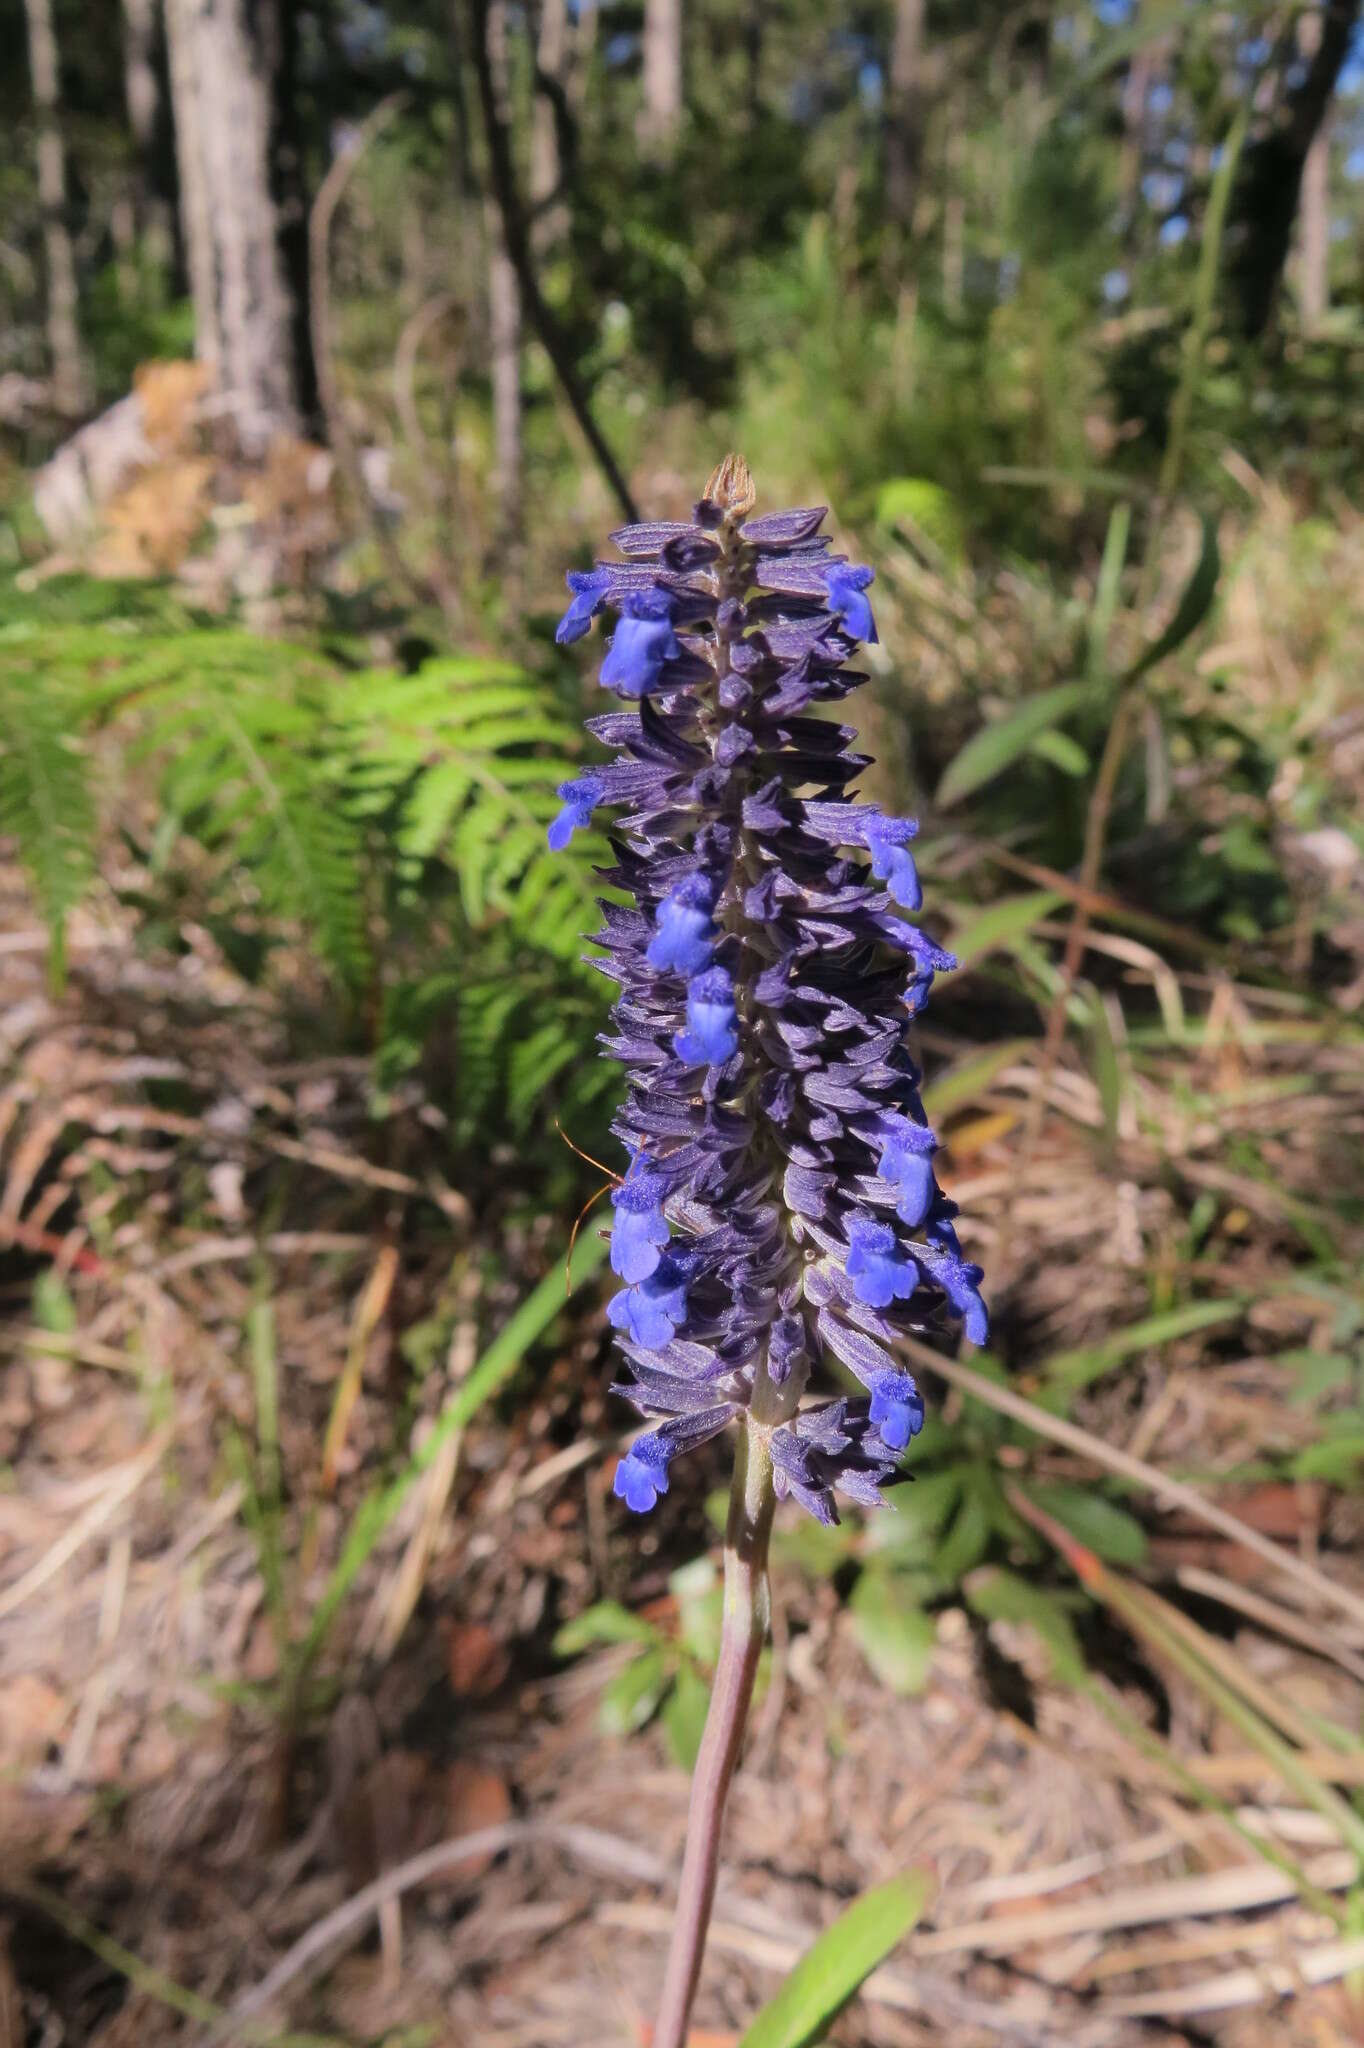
652;1416;776;2048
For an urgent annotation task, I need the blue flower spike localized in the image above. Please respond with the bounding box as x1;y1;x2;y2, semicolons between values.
549;457;985;1522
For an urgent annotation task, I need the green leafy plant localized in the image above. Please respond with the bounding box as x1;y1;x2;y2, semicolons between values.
554;1553;759;1769
0;575;614;1144
739;1871;932;2048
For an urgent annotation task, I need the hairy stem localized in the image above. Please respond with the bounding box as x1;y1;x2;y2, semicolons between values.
652;1418;776;2048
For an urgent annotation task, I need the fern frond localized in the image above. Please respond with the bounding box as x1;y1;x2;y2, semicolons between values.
0;665;97;985
137;671;371;989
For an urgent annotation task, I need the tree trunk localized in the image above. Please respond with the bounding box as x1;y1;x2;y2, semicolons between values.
885;0;925;230
1226;0;1360;341
1295;6;1332;327
122;0;160;156
638;0;683;156
23;0;90;416
484;0;522;559
531;0;571;250
120;0;177;271
163;0;304;450
1298;123;1331;326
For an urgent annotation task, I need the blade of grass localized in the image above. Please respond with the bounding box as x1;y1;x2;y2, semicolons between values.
1087;501;1131;684
1115;1581;1364;1867
922;1039;1034;1120
14;1878;342;2047
899;1336;1364;1641
738;1872;933;2048
1034;1299;1245;1393
296;1232;608;1675
999;1491;1349;1928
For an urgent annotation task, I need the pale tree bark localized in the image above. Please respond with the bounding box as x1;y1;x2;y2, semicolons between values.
23;0;90;416
1295;7;1331;327
638;0;683;156
531;0;570;249
885;0;925;230
164;0;302;450
484;0;522;559
120;0;174;269
1298;124;1331;325
123;0;160;155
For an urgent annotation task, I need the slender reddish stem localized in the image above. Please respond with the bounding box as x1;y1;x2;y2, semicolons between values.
652;1421;775;2048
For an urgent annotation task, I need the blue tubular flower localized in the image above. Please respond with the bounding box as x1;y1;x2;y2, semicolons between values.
557;567;612;643
548;774;602;851
825;563;878;644
868;1370;925;1451
921;1227;990;1348
614;1430;673;1512
600;592;682;697
610;1172;671;1282
874;1111;936;1227
608;1255;690;1349
647;875;717;975
845;1217;919;1308
674;966;738;1067
864;815;922;911
552;456;987;1522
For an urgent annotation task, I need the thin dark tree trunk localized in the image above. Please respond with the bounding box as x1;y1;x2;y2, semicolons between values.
1227;0;1360;340
272;0;321;432
23;0;89;415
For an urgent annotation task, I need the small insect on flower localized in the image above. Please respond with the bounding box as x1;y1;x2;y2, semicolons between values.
550;457;987;1521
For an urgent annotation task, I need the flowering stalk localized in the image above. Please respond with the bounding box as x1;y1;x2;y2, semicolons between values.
652;1416;774;2048
551;455;987;2043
